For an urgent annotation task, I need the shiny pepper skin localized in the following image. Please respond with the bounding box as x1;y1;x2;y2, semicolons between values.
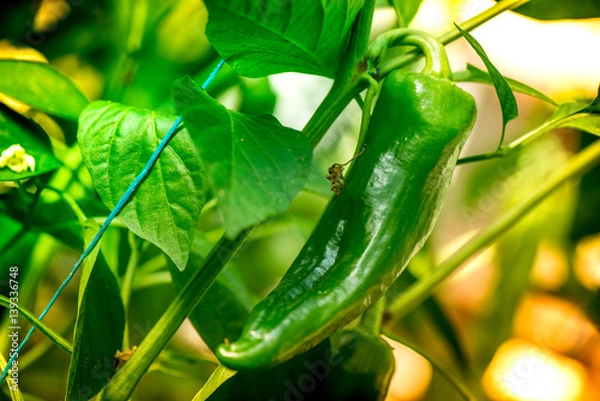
217;70;477;369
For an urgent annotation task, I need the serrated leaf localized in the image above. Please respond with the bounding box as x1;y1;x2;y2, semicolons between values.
453;64;557;106
389;0;423;26
204;0;365;78
455;24;518;146
173;76;312;237
66;220;125;401
78;101;207;270
0;60;88;120
0;105;61;181
498;0;600;20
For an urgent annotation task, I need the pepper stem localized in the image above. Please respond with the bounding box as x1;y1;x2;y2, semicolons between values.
368;28;452;79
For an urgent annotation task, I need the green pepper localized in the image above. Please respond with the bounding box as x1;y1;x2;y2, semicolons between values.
216;31;477;369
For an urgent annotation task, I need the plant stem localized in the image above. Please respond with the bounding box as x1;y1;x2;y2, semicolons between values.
388;139;600;318
304;78;369;148
457;113;596;164
304;0;376;148
100;228;252;401
383;331;476;401
378;0;532;77
120;232;140;350
359;297;385;336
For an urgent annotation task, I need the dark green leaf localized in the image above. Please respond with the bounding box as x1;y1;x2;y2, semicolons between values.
389;0;423;26
0;60;88;120
0;106;61;181
455;24;518;145
66;220;125;401
238;78;277;116
205;329;393;401
453;64;557;106
78;101;207;270
326;328;395;401
204;0;365;77
168;236;255;352
173;76;312;237
499;0;600;20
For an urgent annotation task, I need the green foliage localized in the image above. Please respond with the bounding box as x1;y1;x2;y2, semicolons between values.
66;221;125;401
507;0;600;20
0;1;599;400
78;101;207;270
0;107;60;181
453;64;557;106
0;60;88;120
455;24;518;145
389;0;423;26
173;76;312;237
204;0;365;77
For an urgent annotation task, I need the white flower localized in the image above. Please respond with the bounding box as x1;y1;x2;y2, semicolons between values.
0;144;36;173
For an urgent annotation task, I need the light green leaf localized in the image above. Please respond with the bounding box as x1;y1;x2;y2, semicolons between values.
549;101;600;136
192;365;237;401
453;64;557;106
0;60;88;120
173;76;312;237
78;101;207;270
204;0;365;77
0;106;61;181
66;220;125;401
389;0;423;26
455;24;518;146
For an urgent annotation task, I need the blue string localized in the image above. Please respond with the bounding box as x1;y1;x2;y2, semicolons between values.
0;59;226;384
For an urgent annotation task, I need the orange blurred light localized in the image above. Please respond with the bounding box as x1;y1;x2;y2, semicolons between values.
514;294;598;355
574;234;600;290
530;241;569;291
384;338;432;401
483;339;587;401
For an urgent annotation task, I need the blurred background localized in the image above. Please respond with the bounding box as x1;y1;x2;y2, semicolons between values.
0;0;599;400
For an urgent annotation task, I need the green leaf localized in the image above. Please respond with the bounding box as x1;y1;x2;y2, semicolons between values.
192;365;237;401
0;106;61;181
173;76;312;237
168;237;255;352
326;328;395;401
579;86;600;114
78;101;207;270
66;220;125;401
389;0;423;26
0;295;72;354
455;24;518;146
548;101;600;136
498;0;600;20
453;64;557;106
0;60;88;120
203;329;394;401
204;0;365;77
